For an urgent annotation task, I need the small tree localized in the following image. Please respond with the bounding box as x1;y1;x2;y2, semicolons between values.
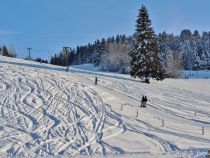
129;5;164;82
2;46;10;57
2;45;16;58
93;39;105;66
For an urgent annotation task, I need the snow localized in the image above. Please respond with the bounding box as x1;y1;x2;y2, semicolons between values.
0;56;210;158
71;64;101;72
195;154;206;158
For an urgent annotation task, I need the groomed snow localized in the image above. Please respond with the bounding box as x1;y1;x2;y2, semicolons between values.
71;64;101;72
0;56;209;158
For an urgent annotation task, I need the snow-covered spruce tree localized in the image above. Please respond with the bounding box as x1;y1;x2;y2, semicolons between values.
193;30;204;70
93;39;105;66
158;31;169;68
180;29;200;70
158;32;182;78
129;5;164;82
202;32;210;69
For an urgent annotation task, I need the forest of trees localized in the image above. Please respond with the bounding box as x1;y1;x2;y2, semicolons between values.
158;30;210;77
50;29;210;77
50;35;134;73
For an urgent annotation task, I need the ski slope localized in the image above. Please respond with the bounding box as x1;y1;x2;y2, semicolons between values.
0;56;210;158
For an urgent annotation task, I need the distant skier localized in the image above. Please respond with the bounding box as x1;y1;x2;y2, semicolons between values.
141;95;148;107
95;77;98;85
144;96;148;107
141;95;144;107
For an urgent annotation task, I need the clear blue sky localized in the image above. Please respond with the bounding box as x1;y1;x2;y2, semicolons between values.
0;0;210;60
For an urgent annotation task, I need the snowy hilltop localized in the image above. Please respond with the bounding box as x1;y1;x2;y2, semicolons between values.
0;56;210;158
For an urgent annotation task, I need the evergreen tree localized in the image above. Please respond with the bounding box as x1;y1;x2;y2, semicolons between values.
158;31;169;68
93;39;104;66
193;30;204;69
50;56;55;64
54;54;58;65
2;46;10;57
129;5;164;82
180;30;197;70
120;35;126;44
115;35;120;43
68;49;75;65
202;32;210;69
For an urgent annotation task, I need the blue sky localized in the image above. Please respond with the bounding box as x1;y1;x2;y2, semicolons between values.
0;0;210;59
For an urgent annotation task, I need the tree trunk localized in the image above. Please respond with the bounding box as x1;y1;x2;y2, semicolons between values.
145;78;150;84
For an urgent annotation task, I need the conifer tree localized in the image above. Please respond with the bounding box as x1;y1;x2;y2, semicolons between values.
93;39;104;66
129;5;164;82
159;31;169;68
2;46;10;57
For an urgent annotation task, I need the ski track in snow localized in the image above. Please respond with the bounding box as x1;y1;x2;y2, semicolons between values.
0;62;125;157
73;71;210;156
0;57;210;158
77;72;210;125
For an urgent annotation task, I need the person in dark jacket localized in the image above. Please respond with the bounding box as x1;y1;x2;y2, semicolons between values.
144;96;148;107
141;95;144;107
95;77;98;85
140;95;148;107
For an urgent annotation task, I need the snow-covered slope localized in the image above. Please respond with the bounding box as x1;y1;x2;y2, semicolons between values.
0;56;209;158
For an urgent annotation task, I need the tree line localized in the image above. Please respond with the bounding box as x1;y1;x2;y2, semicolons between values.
50;29;210;77
50;35;134;73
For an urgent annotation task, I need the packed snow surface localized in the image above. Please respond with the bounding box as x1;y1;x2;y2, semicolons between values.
0;57;209;158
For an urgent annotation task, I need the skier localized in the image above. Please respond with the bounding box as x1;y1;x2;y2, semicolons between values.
144;96;148;107
95;77;98;85
141;95;144;107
